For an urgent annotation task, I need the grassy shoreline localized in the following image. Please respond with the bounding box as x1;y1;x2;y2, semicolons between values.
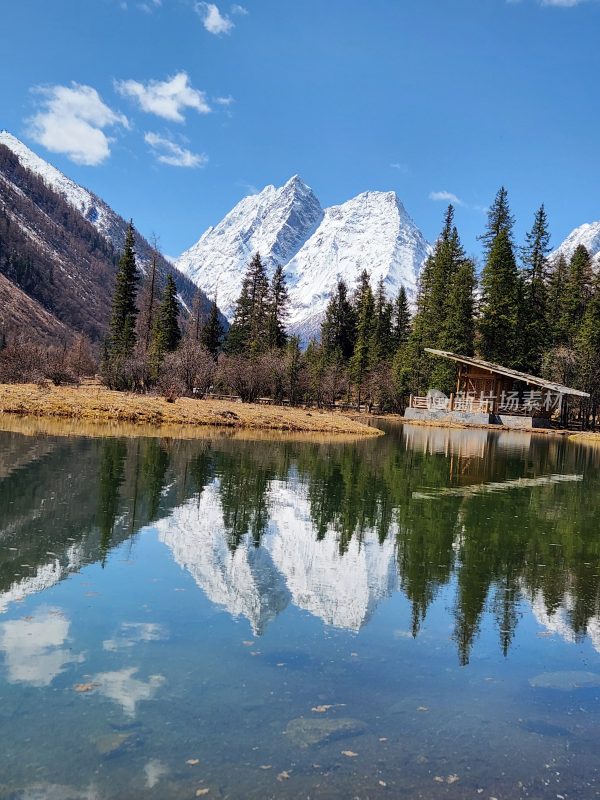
0;383;382;437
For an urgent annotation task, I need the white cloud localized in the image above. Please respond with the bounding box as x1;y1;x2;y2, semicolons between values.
231;3;248;14
138;0;161;10
196;2;234;34
214;95;234;106
27;83;128;166
92;667;165;717
429;190;464;206
144;132;207;167
0;607;84;686
390;162;409;174
116;71;210;122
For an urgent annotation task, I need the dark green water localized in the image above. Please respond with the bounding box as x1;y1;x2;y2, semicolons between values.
0;421;599;799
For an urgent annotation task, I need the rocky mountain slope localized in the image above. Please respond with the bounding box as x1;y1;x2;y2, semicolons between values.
0;132;214;343
176;177;431;341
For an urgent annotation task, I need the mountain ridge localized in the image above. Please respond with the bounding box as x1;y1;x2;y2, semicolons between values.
0;132;218;343
176;177;431;341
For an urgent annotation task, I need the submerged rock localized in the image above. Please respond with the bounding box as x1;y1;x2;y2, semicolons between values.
285;716;365;748
95;731;137;756
529;671;600;690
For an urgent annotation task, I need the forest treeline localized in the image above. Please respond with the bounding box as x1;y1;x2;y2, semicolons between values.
1;187;600;423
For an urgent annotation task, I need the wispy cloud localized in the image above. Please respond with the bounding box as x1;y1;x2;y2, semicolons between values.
138;0;161;11
429;190;465;206
196;2;234;34
214;95;234;107
540;0;587;5
508;0;589;6
144;132;207;167
237;179;259;195
390;162;410;174
116;72;210;122
231;4;248;14
27;82;128;165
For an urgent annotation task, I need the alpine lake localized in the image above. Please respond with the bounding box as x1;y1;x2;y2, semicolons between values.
1;417;600;800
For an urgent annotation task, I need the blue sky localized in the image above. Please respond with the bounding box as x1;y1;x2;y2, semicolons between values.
1;0;599;261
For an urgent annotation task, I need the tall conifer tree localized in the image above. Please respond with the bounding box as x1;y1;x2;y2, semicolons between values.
267;264;289;349
520;204;550;373
547;254;569;346
150;274;181;373
226;253;270;354
321;279;356;362
349;271;375;404
371;276;394;362
392;286;411;350
200;297;224;358
575;272;600;422
478;189;520;366
560;245;593;347
107;222;139;360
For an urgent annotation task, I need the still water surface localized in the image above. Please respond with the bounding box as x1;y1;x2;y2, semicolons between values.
0;420;599;799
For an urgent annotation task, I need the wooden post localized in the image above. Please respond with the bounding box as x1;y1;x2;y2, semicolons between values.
409;394;413;409
449;393;454;411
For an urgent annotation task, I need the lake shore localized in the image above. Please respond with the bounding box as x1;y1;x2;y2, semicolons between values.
0;383;382;437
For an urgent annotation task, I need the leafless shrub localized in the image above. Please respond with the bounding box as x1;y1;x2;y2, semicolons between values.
216;354;266;403
322;362;349;407
0;339;45;384
158;340;216;398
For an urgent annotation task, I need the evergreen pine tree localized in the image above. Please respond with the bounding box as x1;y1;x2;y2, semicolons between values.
478;229;520;365
392;286;410;350
403;206;468;392
200;297;224;358
267;264;289;349
225;253;270;354
371;276;394;362
438;260;476;359
107;222;139;361
520;204;551;373
560;245;593;347
575;272;600;423
150;274;181;373
478;189;520;367
349;271;375;406
225;280;252;354
143;252;158;351
321;279;356;362
479;186;515;254
547;254;569;346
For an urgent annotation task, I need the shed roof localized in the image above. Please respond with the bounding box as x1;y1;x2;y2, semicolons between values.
424;348;590;398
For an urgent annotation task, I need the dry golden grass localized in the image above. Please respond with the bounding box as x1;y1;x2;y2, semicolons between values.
0;383;382;438
569;432;600;444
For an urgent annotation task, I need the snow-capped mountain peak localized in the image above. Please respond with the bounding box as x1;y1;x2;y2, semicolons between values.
176;175;324;317
551;220;600;265
176;178;431;339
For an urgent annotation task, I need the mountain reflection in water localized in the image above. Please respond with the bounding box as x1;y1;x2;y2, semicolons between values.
0;421;599;667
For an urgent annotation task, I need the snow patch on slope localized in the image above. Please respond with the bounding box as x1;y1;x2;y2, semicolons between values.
0;131;112;237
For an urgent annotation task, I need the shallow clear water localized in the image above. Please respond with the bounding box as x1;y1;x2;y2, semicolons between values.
1;420;600;799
